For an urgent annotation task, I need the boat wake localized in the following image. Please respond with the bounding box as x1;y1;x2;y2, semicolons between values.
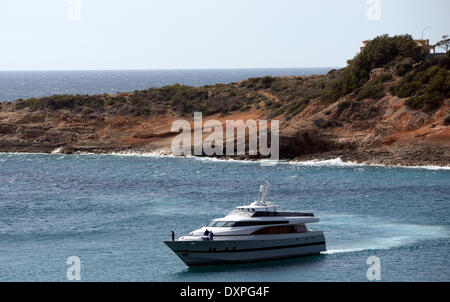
319;214;449;255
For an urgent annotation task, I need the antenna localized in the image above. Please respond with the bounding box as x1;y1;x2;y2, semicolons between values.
260;181;271;203
422;26;431;40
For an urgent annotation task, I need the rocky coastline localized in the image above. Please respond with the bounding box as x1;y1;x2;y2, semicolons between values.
1;36;449;168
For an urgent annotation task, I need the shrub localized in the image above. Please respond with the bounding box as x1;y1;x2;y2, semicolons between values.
423;92;445;111
245;78;260;88
379;73;393;82
395;57;414;76
268;105;287;119
436;54;450;69
286;99;309;118
444;116;450;126
356;78;385;101
395;81;422;98
15;98;42;111
260;76;275;89
264;99;273;108
405;92;444;111
405;96;424;109
336;101;351;115
391;62;448;111
314;118;336;129
324;34;426;102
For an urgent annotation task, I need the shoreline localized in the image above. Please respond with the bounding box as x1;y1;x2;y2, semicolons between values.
1;53;448;170
2;150;449;170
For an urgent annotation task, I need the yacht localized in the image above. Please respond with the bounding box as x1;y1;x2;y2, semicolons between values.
163;182;326;266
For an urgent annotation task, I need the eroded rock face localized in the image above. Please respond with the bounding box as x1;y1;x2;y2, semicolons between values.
0;124;16;135
20;127;46;139
279;129;334;159
0;93;449;166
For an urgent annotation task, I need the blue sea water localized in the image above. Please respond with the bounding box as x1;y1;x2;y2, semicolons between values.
0;68;449;281
0;154;449;281
0;68;333;102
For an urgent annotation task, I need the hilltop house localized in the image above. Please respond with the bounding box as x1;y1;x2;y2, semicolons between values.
361;39;436;54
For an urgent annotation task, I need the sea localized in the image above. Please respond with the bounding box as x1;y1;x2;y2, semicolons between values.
0;69;449;281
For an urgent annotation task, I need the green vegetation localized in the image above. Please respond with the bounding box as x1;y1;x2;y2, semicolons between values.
325;34;426;102
391;54;450;111
444;115;450;126
15;95;105;112
355;77;386;101
436;35;450;52
394;57;414;76
10;34;449;118
241;76;275;89
268;98;310;120
13;82;261;117
313;118;341;129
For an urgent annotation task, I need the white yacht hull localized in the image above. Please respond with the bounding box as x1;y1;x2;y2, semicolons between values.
163;232;326;266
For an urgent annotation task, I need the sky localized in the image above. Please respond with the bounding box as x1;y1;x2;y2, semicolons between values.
0;0;449;71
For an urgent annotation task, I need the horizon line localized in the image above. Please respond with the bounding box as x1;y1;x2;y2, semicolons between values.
0;66;342;72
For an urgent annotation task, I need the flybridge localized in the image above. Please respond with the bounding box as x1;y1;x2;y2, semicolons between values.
235;181;279;213
229;182;315;217
230;208;314;217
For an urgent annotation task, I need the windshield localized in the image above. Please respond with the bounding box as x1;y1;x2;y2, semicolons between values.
207;221;235;227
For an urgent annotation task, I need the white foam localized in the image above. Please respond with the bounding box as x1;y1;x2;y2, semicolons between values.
324;236;417;254
288;157;450;170
108;153;450;170
190;156;263;164
1;151;449;170
110;150;176;158
320;213;449;255
109;151;281;165
287;158;366;167
51;147;63;154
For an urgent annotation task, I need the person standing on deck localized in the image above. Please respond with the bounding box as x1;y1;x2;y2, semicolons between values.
209;230;214;241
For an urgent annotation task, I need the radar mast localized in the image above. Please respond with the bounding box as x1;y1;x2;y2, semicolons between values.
259;181;270;204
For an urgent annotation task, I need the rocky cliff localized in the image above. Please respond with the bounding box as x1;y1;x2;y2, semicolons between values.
1;35;449;166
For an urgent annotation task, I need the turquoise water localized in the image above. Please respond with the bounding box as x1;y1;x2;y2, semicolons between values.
0;153;449;281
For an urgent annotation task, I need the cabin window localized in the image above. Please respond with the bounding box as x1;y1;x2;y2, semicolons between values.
207;221;236;227
214;221;228;227
251;224;308;235
232;221;288;227
252;212;314;217
207;220;289;227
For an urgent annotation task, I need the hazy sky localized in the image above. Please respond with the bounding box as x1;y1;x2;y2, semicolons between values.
1;0;449;70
